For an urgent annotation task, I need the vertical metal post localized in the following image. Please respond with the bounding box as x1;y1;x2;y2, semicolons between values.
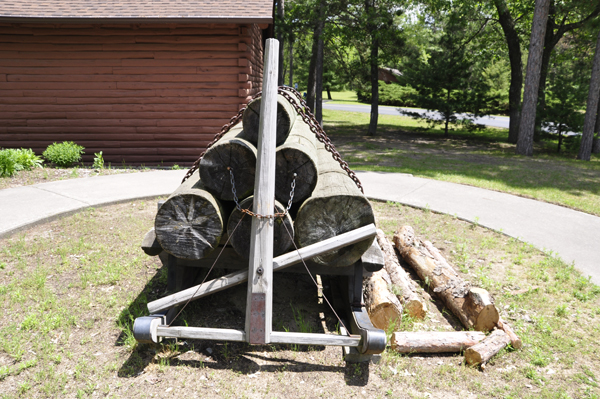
246;38;279;344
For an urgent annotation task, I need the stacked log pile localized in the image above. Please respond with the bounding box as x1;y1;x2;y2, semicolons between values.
151;88;375;267
364;225;521;368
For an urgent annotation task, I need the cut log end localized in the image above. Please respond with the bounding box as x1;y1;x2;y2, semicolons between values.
275;147;317;204
295;195;376;267
242;98;294;146
464;329;511;367
155;192;223;261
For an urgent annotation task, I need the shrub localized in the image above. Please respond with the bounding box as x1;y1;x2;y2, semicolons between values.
92;151;104;169
43;141;85;167
0;148;44;177
356;81;418;107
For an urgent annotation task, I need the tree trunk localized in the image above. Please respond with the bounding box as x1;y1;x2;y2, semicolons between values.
516;0;550;156
594;92;600;154
393;226;499;332
277;0;285;86
368;36;379;136
327;88;332;100
376;229;427;319
226;196;294;260
578;29;600;161
363;268;403;330
289;34;294;87
155;170;225;260
391;331;485;354
494;0;523;144
294;144;375;267
241;93;299;147
275;114;319;204
306;3;325;114
199;123;257;201
464;329;511;368
315;5;325;126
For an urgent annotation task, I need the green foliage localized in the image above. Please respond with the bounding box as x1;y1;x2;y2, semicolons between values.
357;81;418;107
42;141;85;168
92;151;104;169
0;148;43;177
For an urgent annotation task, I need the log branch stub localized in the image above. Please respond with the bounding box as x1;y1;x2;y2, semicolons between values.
363;269;403;330
464;329;511;367
241;93;298;146
227;196;294;260
391;331;486;353
376;229;426;319
199;123;257;201
295;145;375;267
155;171;224;260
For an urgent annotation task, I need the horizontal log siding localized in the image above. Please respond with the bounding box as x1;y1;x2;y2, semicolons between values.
0;23;264;164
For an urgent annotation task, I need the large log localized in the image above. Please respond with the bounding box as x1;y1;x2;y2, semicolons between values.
393;226;499;332
199;123;257;201
154;170;225;260
241;93;299;146
294;144;375;267
376;229;427;319
363;269;403;330
391;331;486;354
275;114;318;204
227;196;294;259
464;329;511;367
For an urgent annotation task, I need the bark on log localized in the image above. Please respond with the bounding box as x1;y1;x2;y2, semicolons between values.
275;114;318;204
141;228;162;256
376;229;427;319
464;329;511;367
363;269;403;330
294;144;375;267
226;196;294;260
393;226;499;332
155;170;224;260
391;331;486;354
497;318;522;349
199;123;257;201
241;93;299;146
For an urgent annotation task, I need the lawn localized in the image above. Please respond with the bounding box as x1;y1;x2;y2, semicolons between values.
323;108;600;216
0;200;598;398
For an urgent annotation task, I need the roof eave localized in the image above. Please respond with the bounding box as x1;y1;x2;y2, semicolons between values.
0;16;273;24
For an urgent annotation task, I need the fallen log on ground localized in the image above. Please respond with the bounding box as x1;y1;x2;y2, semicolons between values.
464;329;511;367
199;123;257;201
294;144;375;267
393;226;499;332
154;170;225;260
391;331;486;353
242;93;299;146
376;229;427;319
497;318;522;349
227;196;294;259
275;114;318;204
363;268;403;330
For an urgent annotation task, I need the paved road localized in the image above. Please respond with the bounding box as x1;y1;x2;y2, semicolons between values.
324;103;511;129
1;170;598;284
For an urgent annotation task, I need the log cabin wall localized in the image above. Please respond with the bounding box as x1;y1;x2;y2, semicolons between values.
0;22;266;165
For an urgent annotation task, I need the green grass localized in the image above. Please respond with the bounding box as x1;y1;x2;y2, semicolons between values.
323;108;600;216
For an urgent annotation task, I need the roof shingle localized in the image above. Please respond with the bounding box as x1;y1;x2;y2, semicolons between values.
0;0;273;23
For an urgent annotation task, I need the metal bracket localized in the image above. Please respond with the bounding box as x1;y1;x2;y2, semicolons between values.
249;293;266;344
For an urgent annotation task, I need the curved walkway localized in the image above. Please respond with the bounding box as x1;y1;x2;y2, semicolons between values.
1;170;598;284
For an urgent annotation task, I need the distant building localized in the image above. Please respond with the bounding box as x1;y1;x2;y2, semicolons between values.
0;1;274;164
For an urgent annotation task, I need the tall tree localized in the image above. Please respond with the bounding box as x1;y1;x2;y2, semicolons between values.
579;29;600;161
337;0;405;136
493;0;526;143
516;0;551;156
277;0;286;86
534;1;600;139
306;0;326;122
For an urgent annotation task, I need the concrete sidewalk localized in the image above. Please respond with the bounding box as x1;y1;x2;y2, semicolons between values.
1;169;598;284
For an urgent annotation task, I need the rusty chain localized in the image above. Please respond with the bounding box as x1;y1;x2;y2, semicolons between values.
183;87;363;194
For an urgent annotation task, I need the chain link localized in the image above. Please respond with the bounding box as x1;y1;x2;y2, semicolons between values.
229;168;296;219
183;86;363;194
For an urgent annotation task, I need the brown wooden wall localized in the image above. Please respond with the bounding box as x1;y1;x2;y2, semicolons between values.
0;22;265;165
